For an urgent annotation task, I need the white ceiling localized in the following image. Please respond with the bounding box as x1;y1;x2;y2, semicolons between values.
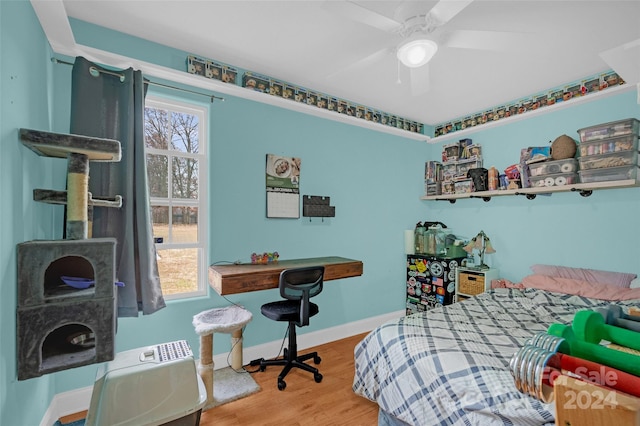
57;0;640;125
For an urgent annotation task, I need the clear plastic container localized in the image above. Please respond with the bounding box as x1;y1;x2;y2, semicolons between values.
578;134;638;157
529;172;578;187
578;150;637;171
431;225;447;256
578;166;638;183
423;227;436;255
528;158;578;177
577;118;640;142
414;222;425;254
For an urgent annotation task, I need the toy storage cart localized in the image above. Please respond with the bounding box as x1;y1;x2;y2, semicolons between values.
406;254;465;315
85;340;207;426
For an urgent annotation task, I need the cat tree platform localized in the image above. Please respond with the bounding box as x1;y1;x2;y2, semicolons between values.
19;128;121;161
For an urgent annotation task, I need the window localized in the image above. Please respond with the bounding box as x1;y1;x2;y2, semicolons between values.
144;96;208;299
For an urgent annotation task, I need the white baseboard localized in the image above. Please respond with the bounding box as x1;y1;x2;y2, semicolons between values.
41;310;403;426
40;385;93;426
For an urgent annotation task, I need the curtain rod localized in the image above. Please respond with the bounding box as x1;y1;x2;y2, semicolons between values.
51;58;224;103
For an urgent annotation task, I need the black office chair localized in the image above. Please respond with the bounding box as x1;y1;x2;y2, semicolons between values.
257;266;324;390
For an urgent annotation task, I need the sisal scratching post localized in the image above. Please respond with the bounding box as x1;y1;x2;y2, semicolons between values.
231;329;243;370
66;152;89;239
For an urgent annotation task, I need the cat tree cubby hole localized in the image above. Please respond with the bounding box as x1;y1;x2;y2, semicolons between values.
16;236;118;381
43;255;95;300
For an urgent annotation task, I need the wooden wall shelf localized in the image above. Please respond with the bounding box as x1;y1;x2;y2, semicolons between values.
208;256;363;295
421;179;640;203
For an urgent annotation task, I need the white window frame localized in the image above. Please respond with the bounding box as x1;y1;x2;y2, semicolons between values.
145;95;208;300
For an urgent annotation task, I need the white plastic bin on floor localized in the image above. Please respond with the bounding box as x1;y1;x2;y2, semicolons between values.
85;340;207;426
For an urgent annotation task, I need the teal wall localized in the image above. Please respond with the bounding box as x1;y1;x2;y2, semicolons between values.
1;1;66;424
1;3;639;425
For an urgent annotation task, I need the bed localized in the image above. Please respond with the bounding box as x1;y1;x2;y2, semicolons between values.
352;269;640;426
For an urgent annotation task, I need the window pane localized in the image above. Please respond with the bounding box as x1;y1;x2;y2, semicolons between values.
151;206;169;242
172;158;198;199
171;207;198;243
156;248;199;296
146;154;168;197
171;112;199;154
144;107;169;149
145;97;206;300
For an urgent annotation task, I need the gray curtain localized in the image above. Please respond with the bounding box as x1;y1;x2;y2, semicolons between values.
70;56;165;316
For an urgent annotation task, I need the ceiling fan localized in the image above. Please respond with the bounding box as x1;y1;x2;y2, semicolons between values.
325;0;527;95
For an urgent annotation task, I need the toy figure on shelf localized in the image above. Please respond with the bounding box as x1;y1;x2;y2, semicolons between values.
504;164;521;189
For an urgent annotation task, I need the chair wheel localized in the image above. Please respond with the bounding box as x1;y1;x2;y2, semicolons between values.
278;379;286;391
314;373;323;383
314;355;321;364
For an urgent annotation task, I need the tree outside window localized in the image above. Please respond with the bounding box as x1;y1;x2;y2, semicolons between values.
144;97;207;298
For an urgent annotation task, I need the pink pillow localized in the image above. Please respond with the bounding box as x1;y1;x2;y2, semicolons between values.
521;274;640;301
530;264;637;289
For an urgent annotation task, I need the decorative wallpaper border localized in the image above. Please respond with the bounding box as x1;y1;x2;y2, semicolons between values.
433;70;626;137
186;55;424;135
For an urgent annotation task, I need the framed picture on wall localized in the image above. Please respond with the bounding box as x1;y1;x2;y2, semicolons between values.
266;154;301;219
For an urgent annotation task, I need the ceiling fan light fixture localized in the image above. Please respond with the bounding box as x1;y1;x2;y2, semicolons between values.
397;38;438;68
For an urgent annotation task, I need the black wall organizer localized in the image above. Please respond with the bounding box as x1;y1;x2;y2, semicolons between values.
302;195;335;221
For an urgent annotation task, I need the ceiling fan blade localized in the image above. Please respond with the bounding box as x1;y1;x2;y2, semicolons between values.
426;0;474;27
410;65;431;96
441;29;535;52
326;47;393;80
322;1;401;33
599;39;640;85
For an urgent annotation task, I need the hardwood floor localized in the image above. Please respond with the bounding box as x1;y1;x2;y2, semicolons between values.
200;333;379;426
58;333;379;426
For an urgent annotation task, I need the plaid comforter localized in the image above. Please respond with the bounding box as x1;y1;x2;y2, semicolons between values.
353;288;640;426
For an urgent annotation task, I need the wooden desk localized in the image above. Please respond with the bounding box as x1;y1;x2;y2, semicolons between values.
208;256;363;295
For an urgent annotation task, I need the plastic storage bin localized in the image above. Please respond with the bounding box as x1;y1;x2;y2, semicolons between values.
530;173;578;187
528;158;578;177
578;134;638;157
579;166;638;183
85;340;206;426
578;118;640;142
578;150;637;171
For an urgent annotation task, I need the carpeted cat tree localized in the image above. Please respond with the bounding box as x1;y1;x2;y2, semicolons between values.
16;128;122;380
